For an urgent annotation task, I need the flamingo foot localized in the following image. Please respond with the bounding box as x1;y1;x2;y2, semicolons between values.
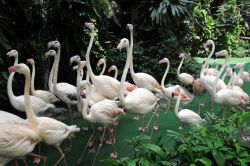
88;147;96;153
110;152;118;158
106;139;113;145
133;115;139;121
138;127;145;132
113;121;119;126
153;125;160;130
33;158;41;164
98;127;103;131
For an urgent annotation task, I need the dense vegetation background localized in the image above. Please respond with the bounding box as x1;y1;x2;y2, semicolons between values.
0;0;249;110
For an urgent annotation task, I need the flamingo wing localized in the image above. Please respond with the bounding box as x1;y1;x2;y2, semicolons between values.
178;109;202;124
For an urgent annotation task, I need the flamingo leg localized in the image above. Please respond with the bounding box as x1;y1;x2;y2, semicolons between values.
146;104;160;132
210;95;214;112
138;115;146;132
92;127;107;166
27;153;47;165
54;145;67;166
77;130;97;164
110;125;118;158
15;159;19;166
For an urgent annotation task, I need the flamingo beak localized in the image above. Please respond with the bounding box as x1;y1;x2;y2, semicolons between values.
8;66;17;73
117;108;125;115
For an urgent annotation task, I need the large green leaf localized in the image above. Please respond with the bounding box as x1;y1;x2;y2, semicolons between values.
212;150;225;166
142;143;166;158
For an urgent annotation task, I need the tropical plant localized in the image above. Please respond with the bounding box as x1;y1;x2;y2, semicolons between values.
103;111;250;166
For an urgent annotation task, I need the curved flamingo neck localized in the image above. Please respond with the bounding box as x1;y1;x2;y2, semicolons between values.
201;41;215;76
7;56;18;103
82;82;93;121
30;63;36;95
24;70;37;124
177;57;184;77
161;60;170;89
119;46;130;105
174;90;181;119
129;28;135;77
99;61;106;75
235;65;244;82
48;56;56;92
86;31;96;81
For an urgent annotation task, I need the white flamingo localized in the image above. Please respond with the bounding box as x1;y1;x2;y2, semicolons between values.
9;63;80;166
177;53;195;87
77;80;124;165
7;50;55;115
159;58;191;101
174;88;202;130
127;24;162;94
84;22;122;100
26;58;59;103
117;38;159;132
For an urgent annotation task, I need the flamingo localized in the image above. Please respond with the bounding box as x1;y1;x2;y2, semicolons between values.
96;58;106;75
177;53;195;87
45;47;77;120
159;58;191;101
26;58;59;103
9;63;80;166
108;65;118;79
7;50;55;115
233;63;244;87
117;38;159;132
0;110;25;125
174;88;202;130
204;60;219;76
77;80;124;165
84;22;122;100
127;24;162;94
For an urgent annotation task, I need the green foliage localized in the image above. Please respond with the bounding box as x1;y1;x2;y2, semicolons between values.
103;112;250;166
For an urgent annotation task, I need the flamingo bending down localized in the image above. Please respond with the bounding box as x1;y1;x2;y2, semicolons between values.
9;63;80;166
7;50;55;115
174;88;202;130
26;58;59;103
177;53;195;87
117;38;159;132
77;80;124;165
84;23;122;100
127;24;162;94
159;58;191;101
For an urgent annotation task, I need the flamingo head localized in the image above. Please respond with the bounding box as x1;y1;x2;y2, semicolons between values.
215;50;229;58
159;58;169;64
117;38;129;50
179;53;185;59
45;50;56;58
70;55;81;66
6;50;18;58
203;39;213;48
108;65;116;73
126;24;133;31
26;58;35;65
234;63;244;70
97;58;105;67
85;22;95;32
72;65;78;71
176;86;191;101
116;108;126;115
48;40;60;49
8;63;30;75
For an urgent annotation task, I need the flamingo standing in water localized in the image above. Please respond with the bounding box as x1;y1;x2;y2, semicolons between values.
77;80;124;165
174;88;202;130
117;38;159;132
127;24;162;94
177;53;195;87
26;58;59;103
7;50;55;115
9;63;80;166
